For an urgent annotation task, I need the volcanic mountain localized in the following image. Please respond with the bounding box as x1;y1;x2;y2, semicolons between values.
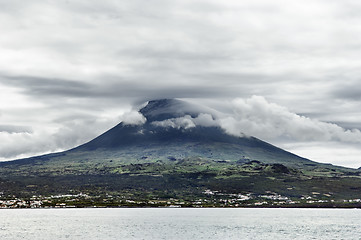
0;99;360;204
71;98;314;168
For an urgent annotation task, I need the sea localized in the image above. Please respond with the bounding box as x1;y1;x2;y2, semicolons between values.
0;208;360;240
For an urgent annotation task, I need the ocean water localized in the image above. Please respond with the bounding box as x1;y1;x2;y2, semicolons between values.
0;208;361;240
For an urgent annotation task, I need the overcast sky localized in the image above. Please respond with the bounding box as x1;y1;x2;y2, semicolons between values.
1;0;361;168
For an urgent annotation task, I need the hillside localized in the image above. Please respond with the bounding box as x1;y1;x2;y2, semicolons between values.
0;99;361;208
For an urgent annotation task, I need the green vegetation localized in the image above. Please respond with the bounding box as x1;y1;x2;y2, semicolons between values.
1;99;361;208
1;156;361;208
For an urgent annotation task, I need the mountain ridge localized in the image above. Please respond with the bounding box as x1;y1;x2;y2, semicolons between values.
0;98;361;207
0;99;348;170
6;99;319;167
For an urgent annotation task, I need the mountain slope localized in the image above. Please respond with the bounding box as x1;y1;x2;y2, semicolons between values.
66;99;316;168
0;99;360;206
2;98;321;171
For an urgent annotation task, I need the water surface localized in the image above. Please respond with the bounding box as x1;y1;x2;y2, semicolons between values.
1;208;360;239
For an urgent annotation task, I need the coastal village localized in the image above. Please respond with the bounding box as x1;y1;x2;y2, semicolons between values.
1;190;361;209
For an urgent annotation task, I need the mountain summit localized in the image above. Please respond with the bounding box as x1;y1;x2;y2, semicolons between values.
74;98;311;167
1;98;361;206
139;99;204;121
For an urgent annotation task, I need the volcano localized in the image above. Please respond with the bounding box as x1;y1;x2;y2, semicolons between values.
1;99;361;206
71;98;313;167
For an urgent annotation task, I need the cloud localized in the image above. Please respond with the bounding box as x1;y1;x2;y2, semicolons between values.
331;80;361;101
281;141;361;169
193;113;219;127
0;0;361;167
2;0;361;115
0;132;51;160
152;116;195;129
1;75;93;98
0;125;32;134
120;111;147;126
152;113;218;129
151;96;361;145
218;96;361;143
0;129;75;160
0;116;117;161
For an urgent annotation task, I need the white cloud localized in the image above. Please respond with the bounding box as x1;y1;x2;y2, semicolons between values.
152;113;218;129
0;125;32;134
0;1;361;167
149;97;361;168
0;130;64;160
218;96;361;143
281;141;361;169
152;115;196;129
152;96;361;146
0;116;118;161
192;113;218;127
120;111;147;126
